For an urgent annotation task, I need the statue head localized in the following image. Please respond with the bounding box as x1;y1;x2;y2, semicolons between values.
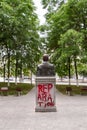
36;53;55;76
43;54;49;62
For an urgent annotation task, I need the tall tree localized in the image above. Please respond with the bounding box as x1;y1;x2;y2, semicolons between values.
0;0;41;85
42;0;87;80
58;29;83;86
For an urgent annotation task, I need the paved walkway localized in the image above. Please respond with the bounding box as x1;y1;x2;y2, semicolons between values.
0;87;87;130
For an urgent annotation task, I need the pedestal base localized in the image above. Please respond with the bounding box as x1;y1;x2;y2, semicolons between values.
35;106;57;112
35;77;57;112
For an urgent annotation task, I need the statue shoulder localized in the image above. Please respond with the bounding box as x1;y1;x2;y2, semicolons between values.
48;63;54;68
37;64;43;69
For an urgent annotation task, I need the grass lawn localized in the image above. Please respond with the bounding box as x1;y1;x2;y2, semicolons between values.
56;85;86;95
0;82;34;95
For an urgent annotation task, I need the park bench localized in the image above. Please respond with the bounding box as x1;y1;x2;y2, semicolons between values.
66;87;72;96
15;87;22;96
81;86;87;95
0;87;8;96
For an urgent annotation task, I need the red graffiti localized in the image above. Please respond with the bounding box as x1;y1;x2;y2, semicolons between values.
38;83;53;93
37;83;54;107
46;102;54;107
38;102;43;107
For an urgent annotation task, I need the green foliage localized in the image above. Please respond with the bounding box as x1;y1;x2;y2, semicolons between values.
41;0;87;79
51;29;83;78
0;0;41;79
59;29;83;57
78;63;87;77
41;0;64;17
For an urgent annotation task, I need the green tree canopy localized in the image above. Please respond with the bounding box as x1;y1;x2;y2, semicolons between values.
0;0;41;84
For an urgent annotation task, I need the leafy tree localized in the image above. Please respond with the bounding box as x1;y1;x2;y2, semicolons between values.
41;0;65;20
41;0;87;81
0;0;41;85
51;29;83;85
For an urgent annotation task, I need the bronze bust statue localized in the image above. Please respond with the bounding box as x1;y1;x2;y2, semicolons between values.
36;54;55;76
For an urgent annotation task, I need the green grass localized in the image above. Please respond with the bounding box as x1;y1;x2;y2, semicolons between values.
0;82;34;95
56;85;83;95
1;82;86;96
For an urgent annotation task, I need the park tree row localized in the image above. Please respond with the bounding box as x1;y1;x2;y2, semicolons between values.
0;0;41;85
41;0;87;85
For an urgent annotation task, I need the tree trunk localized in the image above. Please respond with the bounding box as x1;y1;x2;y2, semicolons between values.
74;56;79;87
7;49;10;87
19;59;23;83
3;63;6;82
68;57;71;85
15;54;18;85
31;70;32;85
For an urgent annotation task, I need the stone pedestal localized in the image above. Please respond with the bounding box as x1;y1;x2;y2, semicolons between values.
35;77;57;112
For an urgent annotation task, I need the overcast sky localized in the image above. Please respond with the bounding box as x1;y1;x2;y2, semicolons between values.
33;0;46;25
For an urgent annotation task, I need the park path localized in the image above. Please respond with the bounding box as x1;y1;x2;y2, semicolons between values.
0;87;87;130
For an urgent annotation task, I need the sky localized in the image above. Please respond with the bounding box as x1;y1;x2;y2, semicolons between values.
33;0;46;25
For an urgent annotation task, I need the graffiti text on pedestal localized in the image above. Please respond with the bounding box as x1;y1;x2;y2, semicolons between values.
37;83;54;108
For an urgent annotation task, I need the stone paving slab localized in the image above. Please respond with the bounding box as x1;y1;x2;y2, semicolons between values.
0;87;87;130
